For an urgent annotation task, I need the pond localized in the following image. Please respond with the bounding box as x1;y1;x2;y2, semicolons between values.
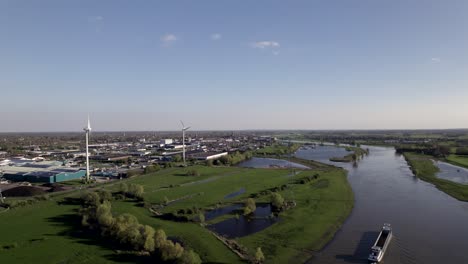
237;157;309;169
206;203;279;238
433;160;468;184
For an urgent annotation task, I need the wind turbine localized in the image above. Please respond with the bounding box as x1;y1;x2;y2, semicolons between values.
180;120;191;166
83;115;92;182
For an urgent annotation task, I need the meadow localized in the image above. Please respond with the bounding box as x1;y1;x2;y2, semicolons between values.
0;161;353;263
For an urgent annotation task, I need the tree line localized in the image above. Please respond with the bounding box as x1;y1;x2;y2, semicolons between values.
79;189;201;264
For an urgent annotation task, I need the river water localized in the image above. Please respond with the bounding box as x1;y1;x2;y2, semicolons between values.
297;146;468;264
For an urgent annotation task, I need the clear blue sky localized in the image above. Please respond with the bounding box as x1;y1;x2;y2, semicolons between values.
1;0;468;132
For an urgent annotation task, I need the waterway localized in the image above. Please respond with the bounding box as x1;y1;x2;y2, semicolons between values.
297;146;468;264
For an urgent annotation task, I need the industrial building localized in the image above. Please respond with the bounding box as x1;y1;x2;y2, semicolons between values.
0;161;85;183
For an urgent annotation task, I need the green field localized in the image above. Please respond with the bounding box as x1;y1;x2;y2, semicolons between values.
446;155;468;169
403;152;468;201
0;162;353;263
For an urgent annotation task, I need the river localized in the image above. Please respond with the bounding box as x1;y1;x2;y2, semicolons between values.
296;146;468;264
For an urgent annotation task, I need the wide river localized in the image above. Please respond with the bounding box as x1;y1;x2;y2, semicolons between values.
296;146;468;264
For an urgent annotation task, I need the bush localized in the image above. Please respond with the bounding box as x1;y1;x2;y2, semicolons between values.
270;193;284;210
244;198;256;215
186;169;200;176
178;249;202;264
255;247;265;263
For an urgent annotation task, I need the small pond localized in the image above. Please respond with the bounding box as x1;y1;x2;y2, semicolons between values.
206;203;279;238
237;157;309;169
433;160;468;184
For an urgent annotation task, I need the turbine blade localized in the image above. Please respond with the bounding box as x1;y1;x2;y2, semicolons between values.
180;120;185;128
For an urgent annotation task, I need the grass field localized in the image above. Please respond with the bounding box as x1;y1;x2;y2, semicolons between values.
446;155;468;169
0;199;120;264
0;162;353;263
403;152;468;201
238;169;353;263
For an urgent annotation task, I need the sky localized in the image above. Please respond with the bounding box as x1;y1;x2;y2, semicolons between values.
1;0;468;132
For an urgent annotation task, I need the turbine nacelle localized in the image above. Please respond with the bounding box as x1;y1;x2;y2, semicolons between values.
83;116;92;132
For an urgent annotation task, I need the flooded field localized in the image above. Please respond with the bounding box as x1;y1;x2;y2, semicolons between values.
433;160;468;184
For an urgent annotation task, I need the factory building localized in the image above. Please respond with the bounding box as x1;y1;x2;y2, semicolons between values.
0;161;85;183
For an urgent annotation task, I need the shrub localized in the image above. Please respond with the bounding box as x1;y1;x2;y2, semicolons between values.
255;247;265;264
244;198;256;215
270;193;284;210
186;169;200;176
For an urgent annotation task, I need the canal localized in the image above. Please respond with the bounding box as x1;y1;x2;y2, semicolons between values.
297;146;468;264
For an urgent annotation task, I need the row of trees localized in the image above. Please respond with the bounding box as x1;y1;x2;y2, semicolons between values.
118;183;144;200
218;151;253;166
79;191;201;264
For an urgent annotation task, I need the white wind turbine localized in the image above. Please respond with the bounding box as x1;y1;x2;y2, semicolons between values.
180;120;191;166
83;115;92;182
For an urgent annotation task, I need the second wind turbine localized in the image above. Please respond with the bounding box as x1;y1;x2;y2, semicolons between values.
180;120;191;166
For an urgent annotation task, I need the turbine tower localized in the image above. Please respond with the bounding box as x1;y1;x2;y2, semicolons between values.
180;120;191;166
83;116;92;182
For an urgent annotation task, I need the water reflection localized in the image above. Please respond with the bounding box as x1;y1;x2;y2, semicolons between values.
207;204;279;238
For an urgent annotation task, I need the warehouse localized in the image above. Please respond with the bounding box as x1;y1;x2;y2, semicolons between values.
0;161;85;183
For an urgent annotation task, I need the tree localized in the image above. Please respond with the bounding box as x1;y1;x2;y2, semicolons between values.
154;229;167;249
173;155;182;163
270;193;284;210
96;200;114;228
255;247;265;263
161;240;184;261
197;213;205;223
128;184;144;199
139;225;155;252
82;191;101;207
244;198;256;215
119;182;128;194
178;249;202;264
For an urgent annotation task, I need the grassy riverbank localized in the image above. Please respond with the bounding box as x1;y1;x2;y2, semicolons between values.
403;152;468;201
238;169;353;263
0;160;354;263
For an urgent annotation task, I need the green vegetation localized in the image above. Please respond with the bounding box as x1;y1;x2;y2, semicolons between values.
0;159;354;263
255;143;301;157
238;168;353;263
243;198;257;215
404;152;468;201
446;154;468;169
329;146;368;162
218;151;253;165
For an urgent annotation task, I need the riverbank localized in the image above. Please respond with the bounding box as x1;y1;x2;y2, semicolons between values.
403;152;468;201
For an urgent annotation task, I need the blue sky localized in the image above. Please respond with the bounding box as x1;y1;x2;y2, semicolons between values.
1;0;468;131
